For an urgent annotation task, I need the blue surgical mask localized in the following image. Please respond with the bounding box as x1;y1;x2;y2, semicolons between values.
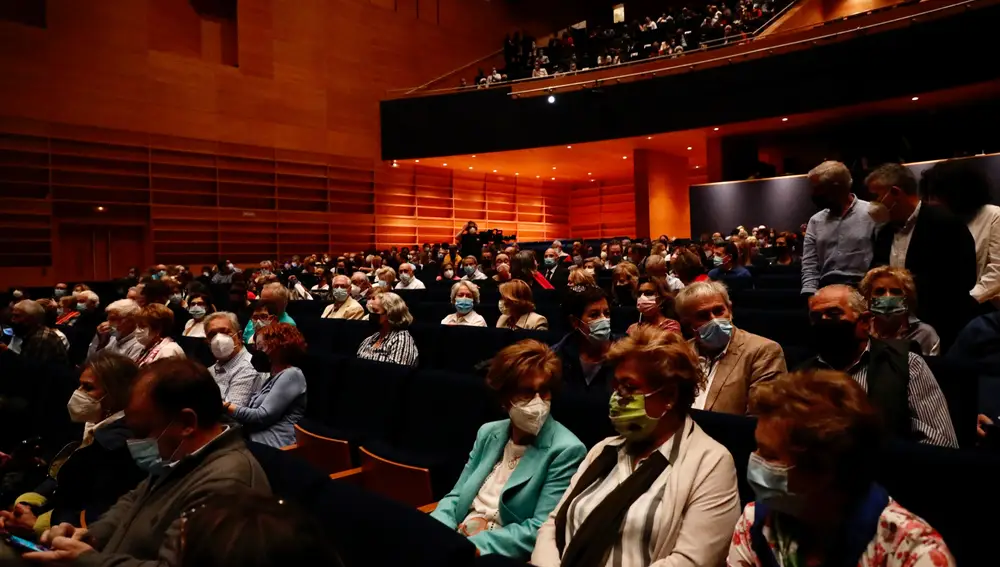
188;305;207;319
544;257;556;267
870;295;907;315
697;317;733;350
463;265;476;275
712;255;724;267
586;317;612;342
76;302;87;312
455;297;475;314
54;289;66;298
747;452;806;518
127;438;163;474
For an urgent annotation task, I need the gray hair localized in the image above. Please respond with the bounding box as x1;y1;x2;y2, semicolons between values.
816;284;867;315
262;282;289;307
450;281;480;304
332;274;351;286
377;292;413;330
351;272;370;287
675;281;732;317
398;263;415;273
106;298;140;317
76;290;100;306
376;266;396;280
645;254;666;271
864;162;918;196
808;160;852;190
203;311;240;333
14;300;44;324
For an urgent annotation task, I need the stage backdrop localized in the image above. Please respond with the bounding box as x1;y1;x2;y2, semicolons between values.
688;153;1000;237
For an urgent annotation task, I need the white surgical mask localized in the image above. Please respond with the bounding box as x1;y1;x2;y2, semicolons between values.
67;389;104;424
134;327;153;347
350;284;361;299
509;395;550;436
210;333;236;360
332;288;349;303
400;273;412;285
443;270;454;279
584;268;596;277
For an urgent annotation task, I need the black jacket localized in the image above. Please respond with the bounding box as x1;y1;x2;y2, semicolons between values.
541;264;570;289
37;417;146;526
872;203;978;350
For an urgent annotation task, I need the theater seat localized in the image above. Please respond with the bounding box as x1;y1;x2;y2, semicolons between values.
292;422;353;475
550;385;616;451
690;410;758;505
285;300;331;321
732;308;810;346
923;356;980;448
175;335;214;368
359;446;435;508
321;358;413;448
414;325;514;373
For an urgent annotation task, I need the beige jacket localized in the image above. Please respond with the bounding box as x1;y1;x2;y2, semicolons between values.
496;312;549;331
321;296;367;320
697;326;786;415
531;417;740;567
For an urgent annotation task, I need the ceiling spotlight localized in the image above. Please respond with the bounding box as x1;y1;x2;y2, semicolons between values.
492;169;497;173
567;145;572;149
588;172;592;176
391;162;398;167
443;163;448;166
536;175;540;178
472;155;476;158
515;173;519;176
468;166;473;170
911;96;919;101
622;156;628;160
590;179;595;182
647;136;652;140
687;146;693;150
414;159;420;163
547;95;556;104
552;166;557;170
781;117;789;122
713;127;719;131
96;206;105;212
551;177;556;180
695;165;700;169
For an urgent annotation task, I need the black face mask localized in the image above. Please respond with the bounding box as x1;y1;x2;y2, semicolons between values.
811;319;860;364
250;349;271;372
614;285;633;302
9;322;28;337
774;245;788;254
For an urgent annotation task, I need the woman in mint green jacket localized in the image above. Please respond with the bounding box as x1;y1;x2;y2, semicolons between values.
431;340;586;560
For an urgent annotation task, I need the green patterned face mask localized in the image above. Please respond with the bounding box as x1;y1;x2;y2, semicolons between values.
609;388;664;442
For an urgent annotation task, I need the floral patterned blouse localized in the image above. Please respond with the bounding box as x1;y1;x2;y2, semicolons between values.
727;500;955;567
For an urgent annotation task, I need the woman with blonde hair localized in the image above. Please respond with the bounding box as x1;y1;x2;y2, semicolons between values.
567;266;597;287
611;262;639;306
356;292;418;366
860;266;940;355
729;370;954;566
497;280;548;330
374;266;397;290
533;325;740;567
431;340;585;559
134;304;186;366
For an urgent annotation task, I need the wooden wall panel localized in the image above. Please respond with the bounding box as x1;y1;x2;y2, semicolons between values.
569;179;637;240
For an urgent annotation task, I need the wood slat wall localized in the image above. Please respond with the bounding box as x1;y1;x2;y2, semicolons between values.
569;179;637;239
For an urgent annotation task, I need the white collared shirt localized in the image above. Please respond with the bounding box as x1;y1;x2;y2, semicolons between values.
890;201;922;268
692;336;732;410
441;311;487;327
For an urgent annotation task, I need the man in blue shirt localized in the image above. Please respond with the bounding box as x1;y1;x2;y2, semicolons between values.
708;241;751;280
801;161;876;295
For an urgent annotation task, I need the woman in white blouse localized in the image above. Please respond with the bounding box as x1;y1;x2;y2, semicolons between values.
532;325;740;567
133;304;186;367
921;159;1000;305
442;281;487;327
181;293;214;337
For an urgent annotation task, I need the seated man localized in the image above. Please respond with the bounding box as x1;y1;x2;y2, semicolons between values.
88;299;144;362
707;242;751;281
321;275;367;319
0;300;68;366
540;248;570;288
24;358;271;564
395;262;426;290
675;282;786;414
205;312;261;407
350;271;374;307
241;283;295;344
798;285;958;447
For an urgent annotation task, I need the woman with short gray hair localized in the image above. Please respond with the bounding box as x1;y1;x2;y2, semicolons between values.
441;281;486;327
356;292;418;366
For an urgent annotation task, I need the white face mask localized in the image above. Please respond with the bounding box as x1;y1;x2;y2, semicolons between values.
67;389;104;424
443;270;454;279
509;395;551;436
350;284;361;299
584;268;596;277
400;273;412;284
134;327;153;347
210;333;236;360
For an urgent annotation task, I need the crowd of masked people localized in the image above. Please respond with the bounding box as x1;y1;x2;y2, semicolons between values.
472;0;783;87
0;155;996;564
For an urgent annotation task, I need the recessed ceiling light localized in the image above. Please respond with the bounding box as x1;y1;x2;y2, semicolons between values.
588;172;592;176
493;169;497;173
590;179;595;182
911;96;919;101
552;166;557;170
695;165;700;169
622;156;628;160
468;166;473;170
472;155;476;158
647;136;652;140
443;163;447;166
781;117;788;122
414;159;420;163
547;95;556;103
96;206;105;211
515;173;519;176
551;177;556;180
536;175;540;178
567;145;572;149
713;127;719;131
687;146;692;150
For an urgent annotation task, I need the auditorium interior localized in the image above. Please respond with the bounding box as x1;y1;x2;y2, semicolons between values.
0;0;998;565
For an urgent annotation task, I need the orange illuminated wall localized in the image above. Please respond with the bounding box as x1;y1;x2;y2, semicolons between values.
569;179;637;239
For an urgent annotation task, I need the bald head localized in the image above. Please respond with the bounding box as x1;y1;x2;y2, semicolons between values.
809;285;867;321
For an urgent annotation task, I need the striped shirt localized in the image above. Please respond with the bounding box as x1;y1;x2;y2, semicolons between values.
209;347;262;406
357;330;419;367
817;343;958;448
562;422;688;567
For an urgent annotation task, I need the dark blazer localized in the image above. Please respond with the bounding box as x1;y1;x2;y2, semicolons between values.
541;264;570;289
872;203;978;349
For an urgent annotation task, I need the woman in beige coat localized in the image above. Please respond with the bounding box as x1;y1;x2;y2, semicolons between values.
497;280;548;331
531;326;740;567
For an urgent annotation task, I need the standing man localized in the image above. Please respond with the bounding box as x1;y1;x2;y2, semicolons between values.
801;161;877;295
867;163;978;349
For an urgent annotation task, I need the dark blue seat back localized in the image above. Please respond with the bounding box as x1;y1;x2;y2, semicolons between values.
923;356;979;448
324;358;413;443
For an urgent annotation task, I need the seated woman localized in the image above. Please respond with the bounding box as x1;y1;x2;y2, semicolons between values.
860;266;941;356
629;277;681;335
56;295;80;327
226;323;307;449
461;255;489;281
374;266;397;290
438;262;460;282
182;293;215;338
356;292;419;367
772;232;799;266
442;281;487;327
309;269;332;301
611;262;640;306
0;352;145;536
512;250;554;290
497;280;549;330
729;370;955;566
671;247;709;285
492;254;512;283
134;303;186;366
533;326;741;567
567;266;596;287
551;285;613;393
431;340;586;559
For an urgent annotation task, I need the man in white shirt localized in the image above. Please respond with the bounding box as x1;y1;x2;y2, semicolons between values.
395;263;426;290
88;299;144;362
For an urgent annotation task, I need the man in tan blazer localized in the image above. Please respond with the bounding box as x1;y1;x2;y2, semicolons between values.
321;274;367;320
675;281;786;414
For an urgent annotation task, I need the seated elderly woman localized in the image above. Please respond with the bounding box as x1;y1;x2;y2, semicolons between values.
442;281;487;327
134;304;186;366
611;262;640;306
225;323;307;448
728;370;955;566
356;292;418;367
860;266;941;356
567;266;596;287
533;326;740;567
182;293;215;338
431;340;586;559
629;277;681;335
374;266;397;290
56;295;80;327
497;280;548;331
0;352;145;536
